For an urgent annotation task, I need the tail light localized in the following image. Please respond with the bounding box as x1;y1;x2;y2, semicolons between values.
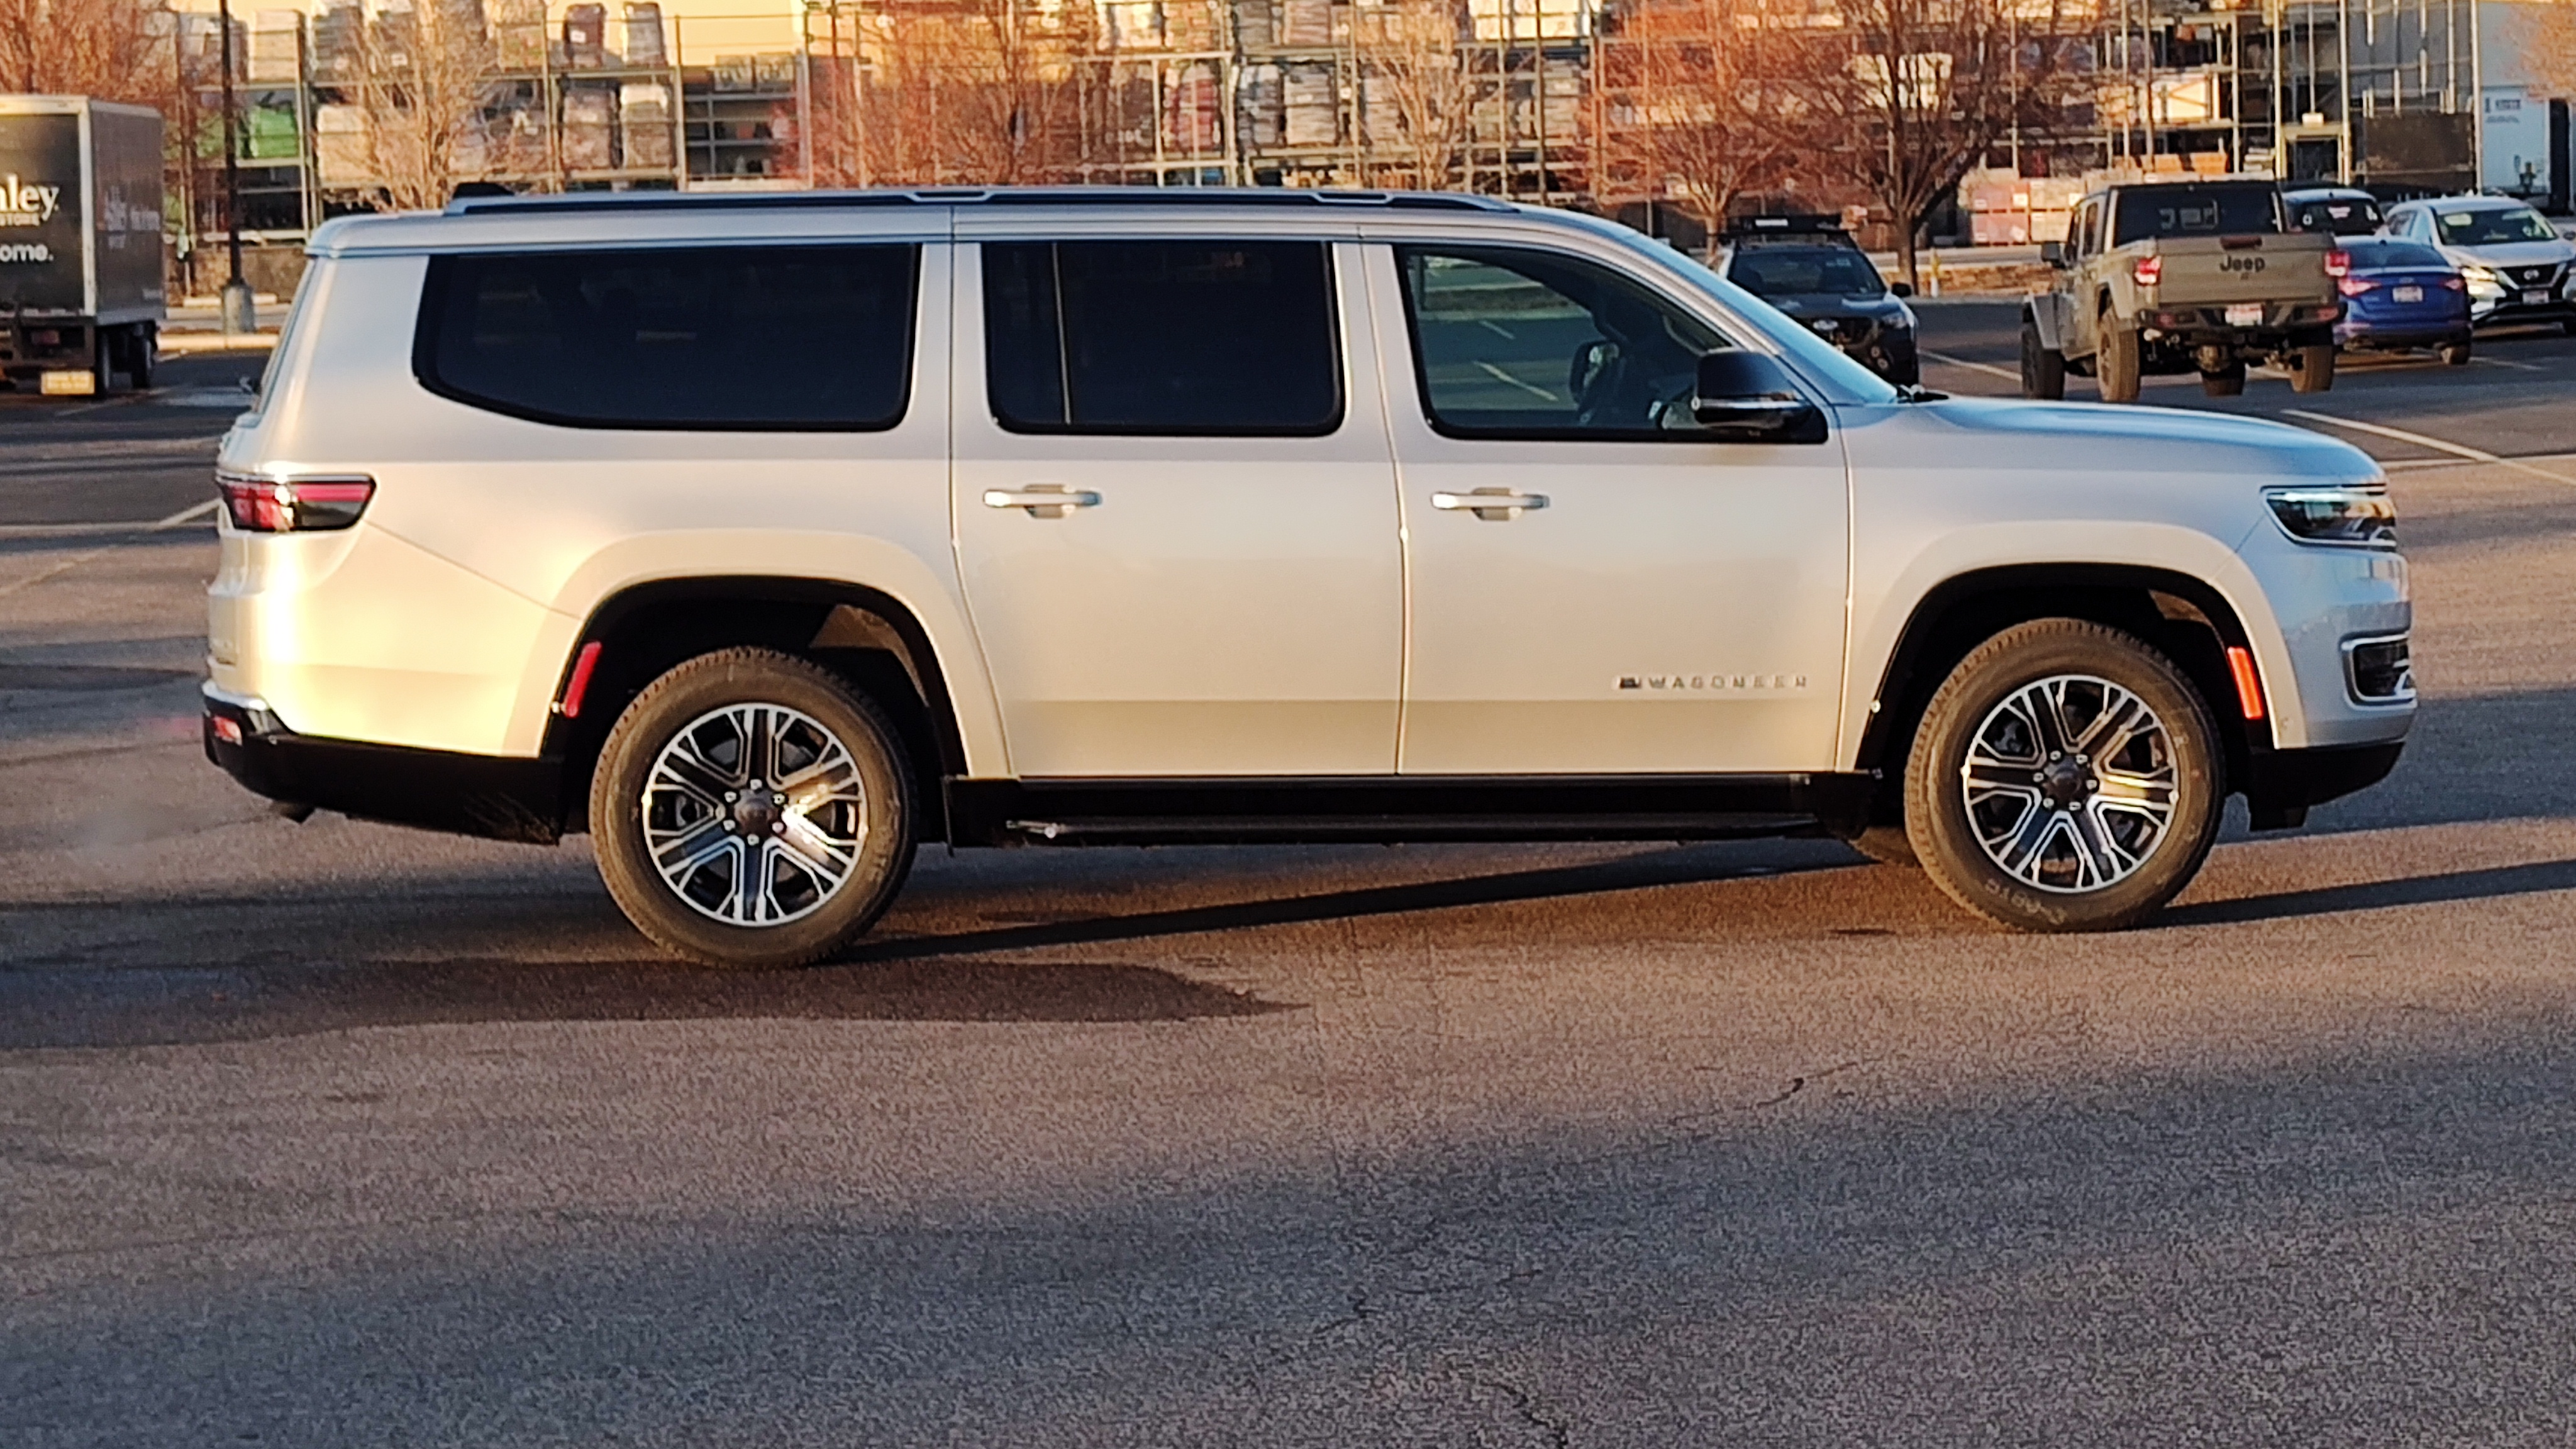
2131;255;2163;287
2324;248;2353;279
2440;276;2467;291
2337;276;2380;297
216;472;375;533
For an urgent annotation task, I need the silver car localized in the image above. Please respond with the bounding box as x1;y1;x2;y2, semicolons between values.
2382;196;2576;333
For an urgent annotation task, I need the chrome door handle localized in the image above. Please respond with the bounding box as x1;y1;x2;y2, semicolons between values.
1431;488;1548;521
982;486;1102;518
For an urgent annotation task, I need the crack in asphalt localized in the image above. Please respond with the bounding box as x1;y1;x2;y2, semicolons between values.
1477;1376;1573;1448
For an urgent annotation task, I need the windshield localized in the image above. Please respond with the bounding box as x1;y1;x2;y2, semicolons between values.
2343;238;2449;270
2113;185;2282;244
1728;247;1887;299
2436;206;2559;245
1627;241;1898;404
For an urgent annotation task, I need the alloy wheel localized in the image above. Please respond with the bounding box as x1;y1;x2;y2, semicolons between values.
641;702;869;926
1958;674;2177;894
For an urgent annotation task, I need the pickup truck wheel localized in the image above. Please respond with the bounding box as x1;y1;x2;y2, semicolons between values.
2288;343;2336;393
1904;619;2222;933
2437;340;2472;366
2199;363;2246;397
2096;324;2141;402
591;647;915;969
2019;320;2066;399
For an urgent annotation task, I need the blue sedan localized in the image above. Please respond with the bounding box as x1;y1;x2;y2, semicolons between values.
2334;236;2473;365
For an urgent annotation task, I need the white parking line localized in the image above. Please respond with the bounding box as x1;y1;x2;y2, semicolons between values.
2474;356;2548;372
0;498;219;541
2279;409;2499;461
2282;408;2576;486
1918;349;2019;382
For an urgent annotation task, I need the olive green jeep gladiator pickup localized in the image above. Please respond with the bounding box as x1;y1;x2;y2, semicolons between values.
2023;179;2346;402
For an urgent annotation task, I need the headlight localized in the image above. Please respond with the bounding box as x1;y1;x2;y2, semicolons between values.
2460;263;2501;284
2265;485;2397;548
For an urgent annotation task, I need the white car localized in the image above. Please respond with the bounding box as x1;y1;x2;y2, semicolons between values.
204;189;2412;966
2381;195;2576;332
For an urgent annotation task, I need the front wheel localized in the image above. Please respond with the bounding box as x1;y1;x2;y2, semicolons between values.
2288;342;2336;393
2020;319;2067;399
1902;619;2224;932
592;647;916;968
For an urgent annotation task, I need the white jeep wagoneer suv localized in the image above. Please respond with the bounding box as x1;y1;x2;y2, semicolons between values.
204;189;2412;966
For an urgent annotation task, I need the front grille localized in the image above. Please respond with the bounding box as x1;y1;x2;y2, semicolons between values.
2509;263;2565;289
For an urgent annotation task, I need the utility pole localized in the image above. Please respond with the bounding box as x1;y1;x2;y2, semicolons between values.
218;0;256;333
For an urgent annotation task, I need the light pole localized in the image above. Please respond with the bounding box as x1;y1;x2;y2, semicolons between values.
216;0;255;333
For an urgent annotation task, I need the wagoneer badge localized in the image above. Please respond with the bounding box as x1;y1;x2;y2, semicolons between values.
1618;674;1807;692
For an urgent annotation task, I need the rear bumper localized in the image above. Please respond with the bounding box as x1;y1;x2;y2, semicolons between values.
203;682;565;843
2243;741;2404;831
2335;318;2472;348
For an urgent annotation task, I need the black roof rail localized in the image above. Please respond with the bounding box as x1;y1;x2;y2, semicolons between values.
443;185;1514;218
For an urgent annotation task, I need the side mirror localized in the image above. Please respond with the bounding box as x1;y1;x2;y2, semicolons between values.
1889;280;1915;298
2041;241;2068;268
1692;351;1827;443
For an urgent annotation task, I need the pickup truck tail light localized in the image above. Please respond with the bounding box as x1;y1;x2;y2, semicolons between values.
216;472;376;533
2324;248;2353;279
2336;276;2380;297
2131;255;2162;287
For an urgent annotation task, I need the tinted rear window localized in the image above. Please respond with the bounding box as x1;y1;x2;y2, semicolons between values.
2343;239;2448;270
983;240;1341;436
416;244;918;430
2112;186;2282;244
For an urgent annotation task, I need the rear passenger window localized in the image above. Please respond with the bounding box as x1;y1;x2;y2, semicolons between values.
983;240;1341;435
415;244;918;430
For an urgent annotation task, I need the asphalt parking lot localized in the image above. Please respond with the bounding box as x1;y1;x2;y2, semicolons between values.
9;321;2576;1446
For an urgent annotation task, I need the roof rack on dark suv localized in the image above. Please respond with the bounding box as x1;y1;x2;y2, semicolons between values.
441;186;1514;218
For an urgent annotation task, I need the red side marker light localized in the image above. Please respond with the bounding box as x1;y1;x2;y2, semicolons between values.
559;641;604;719
211;714;243;745
2225;645;2267;721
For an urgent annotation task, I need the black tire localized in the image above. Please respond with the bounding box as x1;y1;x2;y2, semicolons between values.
130;327;155;389
591;647;915;968
2288;342;2336;393
1902;619;2224;933
91;327;117;396
2199;363;2247;397
2096;323;2141;402
2020;319;2066;400
2437;340;2472;367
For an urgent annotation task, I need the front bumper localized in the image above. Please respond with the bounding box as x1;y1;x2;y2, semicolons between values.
203;682;565;843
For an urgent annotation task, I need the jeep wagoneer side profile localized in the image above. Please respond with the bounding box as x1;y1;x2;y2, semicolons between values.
204;189;2412;966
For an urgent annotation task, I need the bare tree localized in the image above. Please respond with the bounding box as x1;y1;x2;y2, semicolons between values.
1807;0;2080;287
1599;0;1826;237
351;0;501;210
0;0;178;107
2513;0;2576;101
1355;0;1477;189
852;0;1094;186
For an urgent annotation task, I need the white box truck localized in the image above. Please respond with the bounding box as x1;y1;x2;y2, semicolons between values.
0;96;165;396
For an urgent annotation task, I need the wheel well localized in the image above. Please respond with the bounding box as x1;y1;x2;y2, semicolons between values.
1852;567;2263;828
538;577;965;838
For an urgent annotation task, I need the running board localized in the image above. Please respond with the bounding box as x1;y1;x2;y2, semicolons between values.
942;774;1875;848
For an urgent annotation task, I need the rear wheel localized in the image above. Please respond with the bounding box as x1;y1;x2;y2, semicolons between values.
2199;362;2247;397
2020;319;2066;399
1903;619;2223;933
592;647;916;968
2436;340;2472;366
2096;323;2141;402
2288;342;2337;393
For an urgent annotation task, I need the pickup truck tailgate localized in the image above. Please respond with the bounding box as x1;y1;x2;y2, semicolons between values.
2148;233;2334;306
